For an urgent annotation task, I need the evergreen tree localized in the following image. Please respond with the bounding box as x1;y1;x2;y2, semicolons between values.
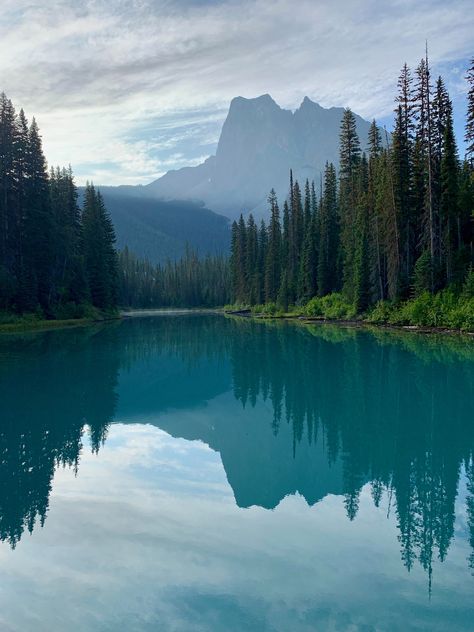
245;214;258;305
339;108;361;300
257;219;267;304
395;63;415;144
465;58;474;164
439;98;459;283
413;249;433;295
353;155;371;311
298;180;318;301
0;94;17;308
49;166;86;307
288;177;303;302
82;184;118;309
256;219;268;304
414;55;436;283
277;268;289;312
368;121;385;300
265;189;282;302
23;118;53;312
230;215;248;304
317;163;339;296
0;94;118;317
230;220;239;302
281;200;290;286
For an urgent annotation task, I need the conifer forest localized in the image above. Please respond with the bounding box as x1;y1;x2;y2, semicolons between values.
229;56;474;329
0;94;118;319
1;55;473;328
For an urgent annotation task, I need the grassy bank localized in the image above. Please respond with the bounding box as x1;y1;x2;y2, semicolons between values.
225;285;474;334
0;308;120;333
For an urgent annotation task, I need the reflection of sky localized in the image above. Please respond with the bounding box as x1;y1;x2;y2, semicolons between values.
0;423;472;632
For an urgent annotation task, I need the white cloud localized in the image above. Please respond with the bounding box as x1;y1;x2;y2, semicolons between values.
0;0;472;185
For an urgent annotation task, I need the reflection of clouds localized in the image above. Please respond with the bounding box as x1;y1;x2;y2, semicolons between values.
0;1;471;184
0;424;473;631
56;423;229;500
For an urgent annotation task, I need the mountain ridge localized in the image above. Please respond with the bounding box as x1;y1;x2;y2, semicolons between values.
145;95;373;218
92;95;373;260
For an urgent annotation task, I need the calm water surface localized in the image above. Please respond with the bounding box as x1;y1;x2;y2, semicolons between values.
0;315;473;631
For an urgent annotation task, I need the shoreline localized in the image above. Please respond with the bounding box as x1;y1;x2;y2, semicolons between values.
224;310;474;337
0;314;121;335
121;308;221;318
1;307;472;337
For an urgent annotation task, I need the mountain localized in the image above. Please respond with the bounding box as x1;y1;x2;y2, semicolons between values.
90;95;372;260
146;95;373;218
78;186;231;264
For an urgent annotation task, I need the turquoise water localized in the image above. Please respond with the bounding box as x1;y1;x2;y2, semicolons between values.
0;315;473;631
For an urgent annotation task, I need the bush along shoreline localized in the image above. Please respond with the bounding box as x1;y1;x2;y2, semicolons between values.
0;306;120;333
225;268;474;334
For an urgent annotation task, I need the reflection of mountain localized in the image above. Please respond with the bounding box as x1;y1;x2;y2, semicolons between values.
152;393;344;510
0;315;473;581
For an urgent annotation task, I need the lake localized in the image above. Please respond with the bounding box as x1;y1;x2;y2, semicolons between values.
0;314;473;631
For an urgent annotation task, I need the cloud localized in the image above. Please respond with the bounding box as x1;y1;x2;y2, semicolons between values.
0;422;472;631
0;0;472;185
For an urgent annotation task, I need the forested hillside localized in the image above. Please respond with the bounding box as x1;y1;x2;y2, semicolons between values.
229;56;474;328
0;94;118;320
119;247;230;308
79;187;231;264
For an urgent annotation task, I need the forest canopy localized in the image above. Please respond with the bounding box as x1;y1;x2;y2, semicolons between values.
0;94;118;319
228;55;474;327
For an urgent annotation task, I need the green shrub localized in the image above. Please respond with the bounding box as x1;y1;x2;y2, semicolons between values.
463;268;474;299
364;290;474;331
304;297;323;317
251;302;285;317
304;293;356;320
223;303;249;312
366;300;394;324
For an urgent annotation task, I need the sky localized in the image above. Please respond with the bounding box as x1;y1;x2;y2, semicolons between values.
1;0;473;186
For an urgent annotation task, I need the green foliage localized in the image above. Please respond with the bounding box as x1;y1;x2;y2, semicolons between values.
366;290;474;331
304;293;356;320
413;251;433;296
229;57;474;323
277;268;289;312
250;302;283;317
119;247;230;308
365;300;395;324
463;267;474;298
82;186;118;310
0;93;119;321
466;57;474;162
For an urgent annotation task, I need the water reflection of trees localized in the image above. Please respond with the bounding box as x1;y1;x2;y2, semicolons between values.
0;316;230;547
229;319;474;579
0;327;119;547
0;315;473;581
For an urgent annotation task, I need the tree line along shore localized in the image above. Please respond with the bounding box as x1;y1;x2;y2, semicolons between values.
228;55;474;331
1;53;474;333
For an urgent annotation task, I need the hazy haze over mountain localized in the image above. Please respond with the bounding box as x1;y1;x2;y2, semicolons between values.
146;95;372;218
